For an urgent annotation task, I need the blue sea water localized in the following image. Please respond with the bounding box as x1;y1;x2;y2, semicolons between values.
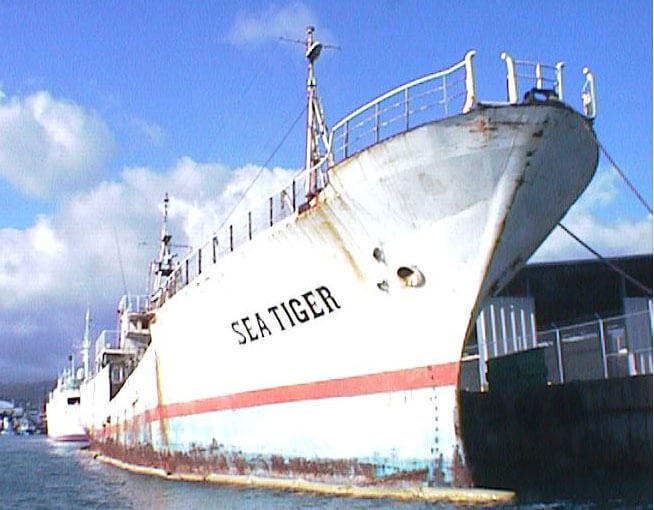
0;436;650;509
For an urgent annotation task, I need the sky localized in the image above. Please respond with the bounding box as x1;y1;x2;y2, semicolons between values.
0;1;651;383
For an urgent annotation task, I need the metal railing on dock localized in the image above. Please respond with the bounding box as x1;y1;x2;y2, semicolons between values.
538;309;653;383
463;299;653;392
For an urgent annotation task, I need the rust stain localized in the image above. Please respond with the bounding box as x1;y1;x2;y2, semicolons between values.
466;113;529;135
154;352;170;449
91;447;516;503
89;440;410;486
289;172;367;284
451;444;473;487
467;116;499;135
310;203;367;284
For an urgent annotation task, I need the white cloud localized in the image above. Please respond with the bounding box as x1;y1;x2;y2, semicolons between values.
0;216;67;306
127;115;166;145
227;1;332;46
531;168;653;262
0;156;296;381
0;90;114;197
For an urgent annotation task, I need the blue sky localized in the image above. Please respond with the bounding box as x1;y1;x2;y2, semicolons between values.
0;1;651;382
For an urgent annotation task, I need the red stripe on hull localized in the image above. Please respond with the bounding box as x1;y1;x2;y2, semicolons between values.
97;362;459;437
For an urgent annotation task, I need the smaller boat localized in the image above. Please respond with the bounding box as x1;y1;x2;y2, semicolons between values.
46;309;91;442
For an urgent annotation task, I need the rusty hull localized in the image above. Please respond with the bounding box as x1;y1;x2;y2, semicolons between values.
89;439;445;489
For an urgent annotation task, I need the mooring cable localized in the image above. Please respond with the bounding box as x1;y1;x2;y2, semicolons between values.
557;125;652;295
214;104;308;233
584;122;652;215
557;222;652;296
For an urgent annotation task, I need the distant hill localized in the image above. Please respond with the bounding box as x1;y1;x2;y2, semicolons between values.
0;380;55;410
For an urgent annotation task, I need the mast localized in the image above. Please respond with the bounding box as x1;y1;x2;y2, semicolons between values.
82;305;91;380
151;193;175;299
304;26;331;197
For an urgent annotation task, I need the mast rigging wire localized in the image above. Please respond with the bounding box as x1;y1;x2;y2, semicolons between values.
113;226;129;297
559;126;653;295
598;141;652;215
215;104;308;233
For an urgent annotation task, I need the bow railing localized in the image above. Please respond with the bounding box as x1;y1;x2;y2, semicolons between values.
329;50;477;162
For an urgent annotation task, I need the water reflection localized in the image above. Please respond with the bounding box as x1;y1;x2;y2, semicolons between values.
0;437;649;510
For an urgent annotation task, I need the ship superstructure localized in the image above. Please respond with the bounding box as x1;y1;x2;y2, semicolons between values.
46;308;91;442
79;28;599;491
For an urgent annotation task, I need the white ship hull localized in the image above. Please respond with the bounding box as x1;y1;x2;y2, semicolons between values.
80;103;598;486
46;385;88;442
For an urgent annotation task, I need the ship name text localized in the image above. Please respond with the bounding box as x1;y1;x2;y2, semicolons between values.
231;286;340;344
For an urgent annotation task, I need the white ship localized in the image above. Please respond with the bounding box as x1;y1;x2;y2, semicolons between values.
46;309;91;442
79;28;599;493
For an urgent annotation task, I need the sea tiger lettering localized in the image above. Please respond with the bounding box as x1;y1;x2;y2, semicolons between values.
231;285;340;344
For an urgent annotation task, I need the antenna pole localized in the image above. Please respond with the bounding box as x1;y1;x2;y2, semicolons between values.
305;26;319;194
82;305;91;380
152;193;175;302
282;27;335;199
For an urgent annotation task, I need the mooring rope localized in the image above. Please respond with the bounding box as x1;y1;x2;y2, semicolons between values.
555;124;652;295
557;222;652;296
584;122;652;215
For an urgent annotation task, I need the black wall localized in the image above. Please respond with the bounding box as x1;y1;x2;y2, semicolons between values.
498;254;652;329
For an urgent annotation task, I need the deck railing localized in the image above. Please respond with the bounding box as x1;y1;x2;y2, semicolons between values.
500;52;565;103
118;294;150;313
581;66;597;119
464;306;653;392
537;308;653;383
329;51;477;162
156;174;310;306
94;330;119;368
